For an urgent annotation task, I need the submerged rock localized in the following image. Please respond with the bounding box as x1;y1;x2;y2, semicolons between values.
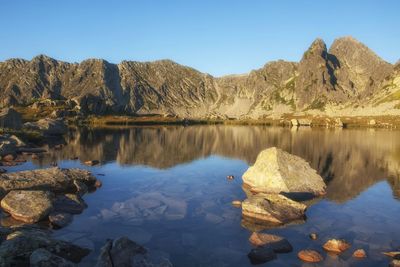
1;190;54;223
0;228;90;266
323;239;351;254
242;147;326;197
241;193;306;225
297;250;323;263
49;212;73;228
23;118;67;136
248;246;276;264
309;233;318;240
96;237;146;267
30;248;77;267
248;232;292;253
0;167;97;193
53;194;87;214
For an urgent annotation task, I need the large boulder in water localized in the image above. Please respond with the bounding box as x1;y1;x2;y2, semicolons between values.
241;193;307;225
24;118;67;135
242;147;326;197
1;190;54;223
0;108;22;129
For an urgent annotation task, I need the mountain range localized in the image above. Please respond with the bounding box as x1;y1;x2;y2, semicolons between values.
0;36;399;118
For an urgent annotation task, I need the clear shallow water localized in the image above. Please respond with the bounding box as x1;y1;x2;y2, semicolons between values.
5;125;400;266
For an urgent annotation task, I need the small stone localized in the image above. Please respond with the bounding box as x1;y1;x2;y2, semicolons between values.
94;180;103;188
85;160;99;166
226;175;234;180
49;212;73;228
297;250;323;263
248;246;276;264
2;154;15;162
323;239;351;254
231;200;241;207
353;249;367;258
310;233;318;240
249;232;292;253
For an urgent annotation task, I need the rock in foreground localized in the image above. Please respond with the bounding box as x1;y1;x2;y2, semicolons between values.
0;167;97;193
0;228;90;266
242;147;326;197
242;193;306;225
1;190;54;223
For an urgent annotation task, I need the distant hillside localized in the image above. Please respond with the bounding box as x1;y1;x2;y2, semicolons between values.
0;36;398;118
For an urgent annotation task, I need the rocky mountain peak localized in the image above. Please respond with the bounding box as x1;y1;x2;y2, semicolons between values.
301;38;328;61
329;36;393;96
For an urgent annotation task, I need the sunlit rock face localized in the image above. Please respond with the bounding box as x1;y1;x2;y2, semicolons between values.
0;37;397;117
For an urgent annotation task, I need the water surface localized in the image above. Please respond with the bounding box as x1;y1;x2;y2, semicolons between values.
6;125;400;266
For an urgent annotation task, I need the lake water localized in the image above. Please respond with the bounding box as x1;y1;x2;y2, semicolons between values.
5;125;400;266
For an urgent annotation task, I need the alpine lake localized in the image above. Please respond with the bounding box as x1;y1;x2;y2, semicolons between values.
4;125;400;267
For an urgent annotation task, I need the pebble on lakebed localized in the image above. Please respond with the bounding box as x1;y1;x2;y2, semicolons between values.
353;249;367;258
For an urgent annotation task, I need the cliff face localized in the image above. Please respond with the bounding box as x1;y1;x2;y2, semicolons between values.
0;37;397;118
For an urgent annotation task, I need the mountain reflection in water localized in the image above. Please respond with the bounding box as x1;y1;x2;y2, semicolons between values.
43;125;400;203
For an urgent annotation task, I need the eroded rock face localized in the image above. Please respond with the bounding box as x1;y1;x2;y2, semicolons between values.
1;190;54;223
241;193;306;225
242;147;326;197
23;118;67;136
0;228;90;266
0;167;97;193
0;108;22;130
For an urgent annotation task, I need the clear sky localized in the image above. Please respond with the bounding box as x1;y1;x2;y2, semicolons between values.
0;0;399;76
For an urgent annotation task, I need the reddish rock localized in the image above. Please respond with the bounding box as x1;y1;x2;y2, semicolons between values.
231;200;241;207
298;250;323;263
249;232;292;253
353;249;367;258
323;239;351;253
94;180;103;188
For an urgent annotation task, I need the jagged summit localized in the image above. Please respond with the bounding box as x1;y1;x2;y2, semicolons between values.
0;37;398;117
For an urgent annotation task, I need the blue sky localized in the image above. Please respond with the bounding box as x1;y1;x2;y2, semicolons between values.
0;0;399;76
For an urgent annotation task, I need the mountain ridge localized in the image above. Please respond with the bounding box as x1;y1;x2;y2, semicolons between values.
0;36;399;118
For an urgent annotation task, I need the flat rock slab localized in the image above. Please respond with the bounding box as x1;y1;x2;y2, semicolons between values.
0;167;97;193
1;190;54;223
242;147;326;196
242;193;306;225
